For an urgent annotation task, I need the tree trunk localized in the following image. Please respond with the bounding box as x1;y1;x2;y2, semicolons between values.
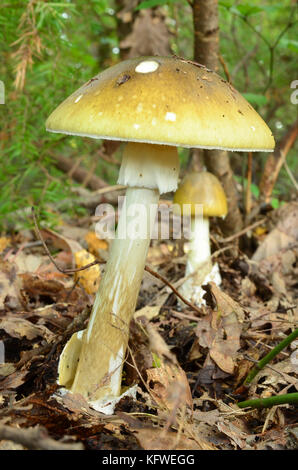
192;0;243;235
193;0;219;72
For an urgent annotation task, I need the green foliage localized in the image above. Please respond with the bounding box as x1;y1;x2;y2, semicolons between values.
136;0;183;10
0;0;119;231
241;93;267;107
152;352;161;368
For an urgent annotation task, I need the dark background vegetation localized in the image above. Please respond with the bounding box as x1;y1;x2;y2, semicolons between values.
0;0;297;231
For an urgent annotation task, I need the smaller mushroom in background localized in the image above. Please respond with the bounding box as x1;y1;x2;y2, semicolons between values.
173;171;227;307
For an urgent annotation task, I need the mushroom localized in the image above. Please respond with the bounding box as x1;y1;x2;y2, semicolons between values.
173;171;227;306
46;56;274;413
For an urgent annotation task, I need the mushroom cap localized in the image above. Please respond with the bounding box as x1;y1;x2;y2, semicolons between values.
46;56;274;152
173;172;228;217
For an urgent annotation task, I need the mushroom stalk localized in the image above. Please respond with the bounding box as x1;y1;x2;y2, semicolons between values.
186;216;211;275
60;142;179;410
179;216;221;306
70;186;159;403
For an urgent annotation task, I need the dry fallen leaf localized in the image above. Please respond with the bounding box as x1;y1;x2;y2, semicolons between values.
74;249;100;295
253;202;298;263
0;261;22;310
208;282;245;322
134;305;160;321
0;370;28;390
216;421;249;449
11;252;42;274
84;231;108;259
0;237;11;253
195;285;243;374
146;363;192;412
0;316;54;342
0;363;16;378
134;426;211;450
193;409;222;427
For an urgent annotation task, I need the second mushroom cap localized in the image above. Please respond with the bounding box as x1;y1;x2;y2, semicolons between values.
173;172;228;217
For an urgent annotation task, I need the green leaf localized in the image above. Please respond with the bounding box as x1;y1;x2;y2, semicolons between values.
235;4;264;16
136;0;180;10
219;0;234;8
152;353;161;368
250;183;260;198
279;38;298;54
228;3;265;17
242;92;267;106
271;198;280;209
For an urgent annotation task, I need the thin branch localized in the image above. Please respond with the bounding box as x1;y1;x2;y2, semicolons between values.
31;207;100;274
284;160;298;192
259;120;298;203
218;54;232;83
217;218;266;243
145;265;202;316
237;11;297;92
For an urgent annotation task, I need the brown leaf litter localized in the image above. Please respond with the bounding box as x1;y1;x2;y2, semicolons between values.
0;202;297;450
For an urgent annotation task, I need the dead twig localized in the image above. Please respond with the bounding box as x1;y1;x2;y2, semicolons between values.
219;54;231;83
259;120;298;203
217;218;266;243
31;206;100;274
144;265;202;316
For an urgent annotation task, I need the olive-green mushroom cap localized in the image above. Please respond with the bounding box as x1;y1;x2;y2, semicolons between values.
173;172;228;217
46;56;274;152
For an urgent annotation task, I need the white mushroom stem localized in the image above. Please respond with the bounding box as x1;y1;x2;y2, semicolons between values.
59;142;179;408
186;216;211;276
179;216;221;306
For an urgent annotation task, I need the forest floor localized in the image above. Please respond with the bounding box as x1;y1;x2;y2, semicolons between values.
0;197;297;451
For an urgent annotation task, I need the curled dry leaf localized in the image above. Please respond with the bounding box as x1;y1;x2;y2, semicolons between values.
53;389;103;419
146;322;177;365
216;421;249;449
195;283;243;374
40;228;82;259
0;315;55;342
144;322;192;412
208;282;245;322
146;363;192;412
